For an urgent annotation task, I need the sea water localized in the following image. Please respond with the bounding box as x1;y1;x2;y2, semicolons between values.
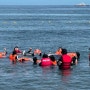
0;5;90;90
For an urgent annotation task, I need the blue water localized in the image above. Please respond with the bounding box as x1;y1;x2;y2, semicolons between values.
0;5;90;90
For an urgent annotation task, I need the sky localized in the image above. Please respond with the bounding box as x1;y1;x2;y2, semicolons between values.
0;0;90;5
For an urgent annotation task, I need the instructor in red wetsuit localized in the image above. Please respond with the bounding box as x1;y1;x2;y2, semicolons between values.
57;48;73;70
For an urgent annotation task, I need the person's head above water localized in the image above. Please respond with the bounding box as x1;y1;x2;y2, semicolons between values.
42;53;48;58
61;48;67;55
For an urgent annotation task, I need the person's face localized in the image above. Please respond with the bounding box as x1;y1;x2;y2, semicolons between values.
15;48;19;51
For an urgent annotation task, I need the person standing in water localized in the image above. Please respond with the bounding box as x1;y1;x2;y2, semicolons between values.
39;53;52;66
57;48;73;70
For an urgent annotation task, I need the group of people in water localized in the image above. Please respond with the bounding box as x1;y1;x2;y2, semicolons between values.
0;46;81;70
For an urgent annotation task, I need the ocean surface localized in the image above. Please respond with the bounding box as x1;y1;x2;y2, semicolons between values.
0;5;90;90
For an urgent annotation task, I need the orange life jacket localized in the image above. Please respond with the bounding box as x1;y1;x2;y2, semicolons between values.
34;49;41;55
0;52;6;58
18;57;30;62
67;52;77;58
55;49;62;55
9;54;17;62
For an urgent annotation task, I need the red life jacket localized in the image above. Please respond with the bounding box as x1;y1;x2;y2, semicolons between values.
15;50;22;54
61;54;72;69
41;58;52;66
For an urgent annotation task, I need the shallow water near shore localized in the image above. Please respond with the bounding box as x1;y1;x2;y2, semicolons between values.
0;5;90;90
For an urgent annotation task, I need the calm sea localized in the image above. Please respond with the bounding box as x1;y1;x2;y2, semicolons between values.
0;5;90;90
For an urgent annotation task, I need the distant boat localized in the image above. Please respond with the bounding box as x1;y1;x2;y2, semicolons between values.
76;2;87;6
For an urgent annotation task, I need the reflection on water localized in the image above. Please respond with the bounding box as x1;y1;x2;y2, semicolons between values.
61;69;72;77
41;66;57;76
59;69;72;83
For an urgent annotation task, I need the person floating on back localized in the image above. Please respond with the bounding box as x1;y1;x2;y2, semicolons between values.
0;48;7;58
55;47;62;56
23;48;34;56
34;49;42;56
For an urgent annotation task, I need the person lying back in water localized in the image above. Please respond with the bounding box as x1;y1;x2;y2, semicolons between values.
0;48;7;58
